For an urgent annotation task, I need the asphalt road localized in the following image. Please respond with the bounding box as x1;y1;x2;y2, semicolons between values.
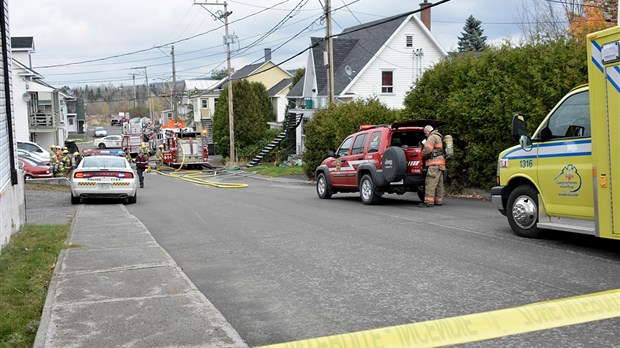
123;170;620;347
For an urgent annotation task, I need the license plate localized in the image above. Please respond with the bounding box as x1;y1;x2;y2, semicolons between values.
98;183;112;190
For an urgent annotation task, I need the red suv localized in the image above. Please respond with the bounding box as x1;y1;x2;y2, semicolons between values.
315;120;443;205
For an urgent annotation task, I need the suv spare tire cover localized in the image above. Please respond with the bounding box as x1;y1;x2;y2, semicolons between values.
382;146;407;182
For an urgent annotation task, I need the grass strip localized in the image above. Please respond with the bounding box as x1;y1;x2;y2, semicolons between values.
0;223;71;348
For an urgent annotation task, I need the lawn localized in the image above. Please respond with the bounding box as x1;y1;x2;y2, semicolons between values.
246;164;306;177
0;199;72;347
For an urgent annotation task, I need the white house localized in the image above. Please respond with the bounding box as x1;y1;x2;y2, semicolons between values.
12;37;69;149
287;4;447;154
1;1;26;249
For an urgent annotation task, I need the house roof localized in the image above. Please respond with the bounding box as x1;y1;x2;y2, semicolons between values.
12;59;43;79
267;78;292;97
11;36;34;51
295;12;447;98
184;79;220;93
287;78;303;98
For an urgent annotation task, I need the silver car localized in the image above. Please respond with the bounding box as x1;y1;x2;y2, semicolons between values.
70;155;138;204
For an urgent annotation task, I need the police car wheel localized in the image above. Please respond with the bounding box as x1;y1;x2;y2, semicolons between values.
507;185;540;238
360;174;381;205
316;172;332;199
71;195;80;205
98;143;106;149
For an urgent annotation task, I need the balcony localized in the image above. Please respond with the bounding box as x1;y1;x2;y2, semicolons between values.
29;112;58;128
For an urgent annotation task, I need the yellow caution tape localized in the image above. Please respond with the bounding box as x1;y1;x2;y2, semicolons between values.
258;289;620;348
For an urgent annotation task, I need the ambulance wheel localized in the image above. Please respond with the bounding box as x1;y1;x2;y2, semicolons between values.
316;172;332;199
360;174;381;205
507;185;540;238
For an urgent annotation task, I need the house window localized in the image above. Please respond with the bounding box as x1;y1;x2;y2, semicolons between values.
214;98;219;106
201;99;208;108
406;35;413;48
381;71;394;94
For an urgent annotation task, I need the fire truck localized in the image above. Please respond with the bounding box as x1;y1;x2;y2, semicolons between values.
491;26;620;240
161;127;209;169
121;118;155;157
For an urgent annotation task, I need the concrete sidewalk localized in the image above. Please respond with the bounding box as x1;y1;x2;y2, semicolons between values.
34;203;247;348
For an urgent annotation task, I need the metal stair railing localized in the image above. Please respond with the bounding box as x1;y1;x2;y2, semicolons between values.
246;114;302;167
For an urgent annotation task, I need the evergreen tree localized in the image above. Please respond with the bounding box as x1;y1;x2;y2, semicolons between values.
457;15;488;52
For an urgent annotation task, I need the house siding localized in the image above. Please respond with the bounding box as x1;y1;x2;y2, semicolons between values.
346;18;445;109
0;0;26;249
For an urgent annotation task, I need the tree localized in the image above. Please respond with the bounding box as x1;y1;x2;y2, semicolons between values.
291;68;305;88
457;15;488;52
567;0;617;40
211;68;228;80
212;80;273;159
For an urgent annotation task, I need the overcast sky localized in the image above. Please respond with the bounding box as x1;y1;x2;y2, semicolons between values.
8;0;566;88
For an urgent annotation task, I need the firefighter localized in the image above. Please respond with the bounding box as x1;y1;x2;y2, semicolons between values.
61;149;73;177
72;151;82;169
123;147;132;162
155;144;164;170
49;145;59;176
135;150;149;188
420;125;445;207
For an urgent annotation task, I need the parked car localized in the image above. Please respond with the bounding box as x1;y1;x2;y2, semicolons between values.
17;140;50;158
17;149;51;165
94;135;122;149
18;157;53;179
70;155;138;204
94;127;108;137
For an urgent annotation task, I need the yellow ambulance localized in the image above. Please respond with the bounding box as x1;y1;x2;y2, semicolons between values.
491;26;620;240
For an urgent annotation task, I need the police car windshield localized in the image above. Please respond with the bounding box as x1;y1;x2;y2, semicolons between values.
82;157;127;169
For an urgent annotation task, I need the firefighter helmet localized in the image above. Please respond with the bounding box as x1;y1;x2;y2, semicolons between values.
62;149;69;154
50;144;56;149
158;144;163;148
74;152;80;156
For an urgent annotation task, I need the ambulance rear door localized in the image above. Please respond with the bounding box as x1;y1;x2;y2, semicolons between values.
588;26;620;240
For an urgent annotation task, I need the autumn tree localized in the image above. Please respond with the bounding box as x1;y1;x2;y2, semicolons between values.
457;15;488;52
567;0;617;40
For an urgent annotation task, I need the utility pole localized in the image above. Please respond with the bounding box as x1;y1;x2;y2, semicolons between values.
171;45;179;127
325;0;335;105
130;73;136;108
194;1;236;164
132;66;153;125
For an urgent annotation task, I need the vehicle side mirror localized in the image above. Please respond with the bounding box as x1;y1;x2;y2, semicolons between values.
511;114;527;141
327;150;336;158
519;135;533;152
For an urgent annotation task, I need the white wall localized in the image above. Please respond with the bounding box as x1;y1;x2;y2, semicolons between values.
0;178;26;249
11;74;29;141
346;18;445;109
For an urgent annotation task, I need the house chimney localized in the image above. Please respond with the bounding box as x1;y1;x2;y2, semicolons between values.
264;48;272;62
419;0;432;31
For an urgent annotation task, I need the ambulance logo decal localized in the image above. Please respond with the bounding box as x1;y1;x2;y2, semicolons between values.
553;164;582;196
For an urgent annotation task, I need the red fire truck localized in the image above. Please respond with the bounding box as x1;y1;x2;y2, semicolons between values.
161;128;209;169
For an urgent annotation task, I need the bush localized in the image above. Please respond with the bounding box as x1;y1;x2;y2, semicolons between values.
403;38;587;189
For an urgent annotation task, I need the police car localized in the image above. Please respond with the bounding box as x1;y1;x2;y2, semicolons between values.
70;153;138;204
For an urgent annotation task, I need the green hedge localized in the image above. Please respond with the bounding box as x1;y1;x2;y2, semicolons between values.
403;38;587;189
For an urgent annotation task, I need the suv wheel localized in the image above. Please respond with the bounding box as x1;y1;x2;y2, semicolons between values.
360;174;381;205
316;172;332;199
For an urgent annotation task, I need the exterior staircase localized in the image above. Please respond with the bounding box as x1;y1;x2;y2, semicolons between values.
246;113;302;167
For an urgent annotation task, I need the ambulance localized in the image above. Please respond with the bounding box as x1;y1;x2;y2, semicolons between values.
491;26;620;240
